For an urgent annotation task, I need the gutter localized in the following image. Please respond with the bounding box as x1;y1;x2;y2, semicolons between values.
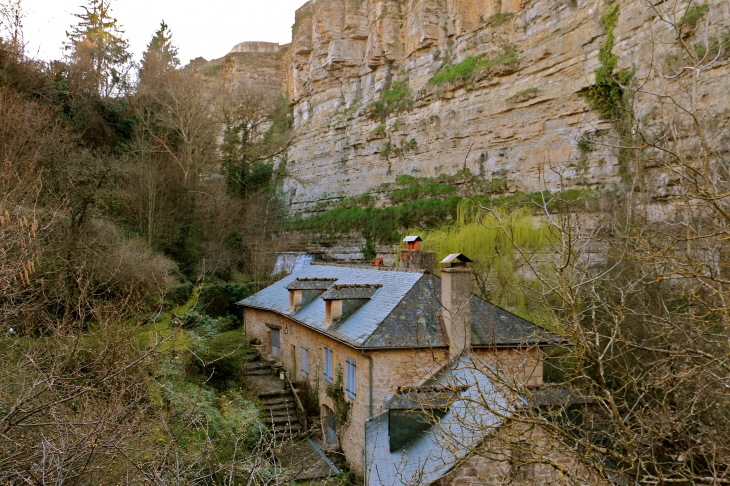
360;349;374;419
360;349;374;486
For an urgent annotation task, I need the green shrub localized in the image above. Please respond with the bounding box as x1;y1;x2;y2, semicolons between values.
580;2;634;122
371;124;386;134
166;282;193;306
390;183;422;203
198;283;254;318
488;12;513;26
380;141;393;158
680;3;708;27
366;79;413;121
422;181;456;197
403;138;418;152
339;194;375;208
161;364;263;459
202;65;219;76
431;55;481;84
362;236;377;261
430;48;518;85
295;379;321;417
508;87;539;100
178;312;222;337
326;366;351;427
184;330;254;388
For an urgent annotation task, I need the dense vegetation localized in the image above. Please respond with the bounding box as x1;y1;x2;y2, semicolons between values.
0;2;291;482
286;170;597;245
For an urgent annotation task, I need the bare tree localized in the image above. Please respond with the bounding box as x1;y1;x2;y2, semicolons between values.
0;0;24;49
135;68;220;185
403;1;730;484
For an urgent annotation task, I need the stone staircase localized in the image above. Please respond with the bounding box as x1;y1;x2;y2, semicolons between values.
245;359;303;437
244;357;336;480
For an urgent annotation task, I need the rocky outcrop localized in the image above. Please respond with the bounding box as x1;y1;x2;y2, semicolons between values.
279;0;730;213
230;41;282;53
190;44;288;95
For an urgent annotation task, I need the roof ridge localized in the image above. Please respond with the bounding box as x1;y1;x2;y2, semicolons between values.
310;262;426;273
329;283;384;289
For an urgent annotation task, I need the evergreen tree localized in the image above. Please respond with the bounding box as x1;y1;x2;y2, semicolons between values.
139;20;179;86
65;0;130;96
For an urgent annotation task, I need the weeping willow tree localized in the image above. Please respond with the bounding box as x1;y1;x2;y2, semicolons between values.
410;199;553;320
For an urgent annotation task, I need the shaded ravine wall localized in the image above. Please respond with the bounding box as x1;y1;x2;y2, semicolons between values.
279;0;730;214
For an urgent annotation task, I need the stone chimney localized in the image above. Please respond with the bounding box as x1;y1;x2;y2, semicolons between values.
440;253;473;356
400;236;435;274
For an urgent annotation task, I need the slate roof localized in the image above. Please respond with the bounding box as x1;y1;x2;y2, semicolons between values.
365;354;509;485
238;264;564;349
363;275;563;348
285;277;337;290
387;386;465;410
321;284;382;300
239;265;423;347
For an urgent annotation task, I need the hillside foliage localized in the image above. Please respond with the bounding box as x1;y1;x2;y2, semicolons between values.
0;2;291;481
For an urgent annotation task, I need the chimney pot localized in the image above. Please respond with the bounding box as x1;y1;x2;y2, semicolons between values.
400;236;434;273
403;235;423;251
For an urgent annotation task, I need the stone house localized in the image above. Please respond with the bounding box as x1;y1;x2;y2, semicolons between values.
238;240;601;484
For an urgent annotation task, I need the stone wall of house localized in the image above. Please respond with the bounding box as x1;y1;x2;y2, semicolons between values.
244;307;447;475
245;306;549;475
473;347;544;387
433;420;610;485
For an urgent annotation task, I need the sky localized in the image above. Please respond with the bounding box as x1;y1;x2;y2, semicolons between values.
20;0;305;65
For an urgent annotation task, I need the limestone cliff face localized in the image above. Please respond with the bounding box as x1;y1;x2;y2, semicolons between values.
280;0;730;213
190;42;288;95
230;41;282;53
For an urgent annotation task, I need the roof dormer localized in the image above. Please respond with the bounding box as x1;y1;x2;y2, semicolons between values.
321;284;383;326
285;278;338;312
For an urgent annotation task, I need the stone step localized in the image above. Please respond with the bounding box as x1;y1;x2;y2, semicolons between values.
272;423;302;435
258;389;292;399
260;394;294;403
265;409;298;420
264;401;296;412
248;368;273;376
244;361;272;371
265;415;298;426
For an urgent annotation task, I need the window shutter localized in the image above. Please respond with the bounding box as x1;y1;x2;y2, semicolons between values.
324;347;333;382
301;346;308;378
346;358;356;399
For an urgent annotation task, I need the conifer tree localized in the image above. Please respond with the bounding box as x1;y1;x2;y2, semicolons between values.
139;20;179;86
65;0;130;96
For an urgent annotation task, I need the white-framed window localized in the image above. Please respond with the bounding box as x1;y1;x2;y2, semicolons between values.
301;346;309;378
345;357;356;399
324;346;333;382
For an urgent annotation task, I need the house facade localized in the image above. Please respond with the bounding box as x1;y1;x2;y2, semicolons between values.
238;244;566;482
